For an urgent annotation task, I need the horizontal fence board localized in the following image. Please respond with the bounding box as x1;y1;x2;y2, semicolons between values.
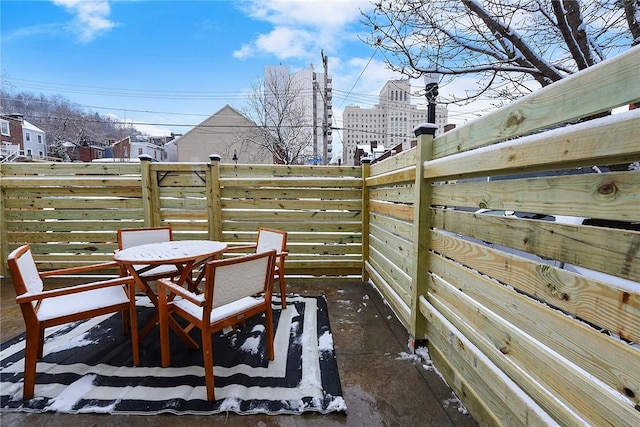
221;221;361;233
431;209;640;283
4;198;143;210
429;252;640;405
369;184;415;204
426;110;640;181
431;171;640;223
369;200;414;222
3;187;142;198
0;176;142;187
220;210;361;222
222;198;362;211
220;164;362;178
0;162;141;175
221;187;362;200
220;177;362;188
157;198;208;210
370;148;416;176
221;231;361;245
366;166;416;187
4;209;143;220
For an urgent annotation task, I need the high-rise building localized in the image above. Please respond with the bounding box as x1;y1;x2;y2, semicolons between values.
342;79;447;166
264;64;333;164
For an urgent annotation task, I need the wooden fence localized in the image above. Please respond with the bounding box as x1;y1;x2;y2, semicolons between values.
0;160;363;280
364;47;639;425
1;46;638;425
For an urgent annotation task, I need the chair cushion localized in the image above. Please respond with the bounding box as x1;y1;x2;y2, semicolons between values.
36;286;130;322
174;296;264;325
134;263;179;278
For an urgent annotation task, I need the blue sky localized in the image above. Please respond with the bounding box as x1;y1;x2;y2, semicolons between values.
1;0;486;141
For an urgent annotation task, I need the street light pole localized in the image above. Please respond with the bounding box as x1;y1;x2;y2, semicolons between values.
423;73;440;126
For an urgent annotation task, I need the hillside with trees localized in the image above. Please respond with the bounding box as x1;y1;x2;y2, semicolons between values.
1;90;140;160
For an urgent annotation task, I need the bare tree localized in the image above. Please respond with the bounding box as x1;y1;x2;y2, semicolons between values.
1;89;140;160
362;0;640;104
240;68;314;165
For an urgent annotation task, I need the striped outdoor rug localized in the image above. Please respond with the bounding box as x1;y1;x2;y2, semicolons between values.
0;295;346;415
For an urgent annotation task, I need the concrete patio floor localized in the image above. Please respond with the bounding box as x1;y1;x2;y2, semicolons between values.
1;279;477;426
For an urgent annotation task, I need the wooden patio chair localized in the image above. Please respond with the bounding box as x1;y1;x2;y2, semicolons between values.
225;228;289;308
157;250;277;401
117;226;179;282
7;244;139;400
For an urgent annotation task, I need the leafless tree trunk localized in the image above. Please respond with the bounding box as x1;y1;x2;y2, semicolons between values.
240;68;313;165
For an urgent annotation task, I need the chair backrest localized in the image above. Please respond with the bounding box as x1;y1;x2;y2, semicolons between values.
256;228;287;254
118;227;172;250
7;245;43;297
205;250;276;309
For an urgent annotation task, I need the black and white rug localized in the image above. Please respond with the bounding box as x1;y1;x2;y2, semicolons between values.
0;295;346;415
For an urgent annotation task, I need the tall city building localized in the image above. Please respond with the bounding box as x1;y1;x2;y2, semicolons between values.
342;79;447;166
264;64;333;164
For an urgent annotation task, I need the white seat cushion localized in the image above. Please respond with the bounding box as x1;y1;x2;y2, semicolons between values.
36;286;129;322
174;295;264;324
135;263;179;278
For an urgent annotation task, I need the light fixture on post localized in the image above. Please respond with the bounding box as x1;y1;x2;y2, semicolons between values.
423;72;440;126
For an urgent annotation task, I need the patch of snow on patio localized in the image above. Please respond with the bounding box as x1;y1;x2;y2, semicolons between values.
219;396;241;412
327;395;347;412
318;331;334;352
240;335;261;355
48;331;100;353
43;374;96;412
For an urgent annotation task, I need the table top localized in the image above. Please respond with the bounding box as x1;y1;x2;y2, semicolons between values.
113;240;227;264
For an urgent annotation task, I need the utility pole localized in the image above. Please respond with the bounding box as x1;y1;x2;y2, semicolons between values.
322;50;329;165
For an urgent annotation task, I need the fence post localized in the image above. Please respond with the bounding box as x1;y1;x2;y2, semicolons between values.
361;157;371;281
410;123;437;347
208;154;223;241
139;154;159;227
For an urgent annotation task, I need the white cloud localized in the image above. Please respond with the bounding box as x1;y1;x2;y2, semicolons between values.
52;0;117;43
255;27;314;59
233;0;372;62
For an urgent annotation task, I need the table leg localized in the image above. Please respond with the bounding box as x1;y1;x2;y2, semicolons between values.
124;264;199;349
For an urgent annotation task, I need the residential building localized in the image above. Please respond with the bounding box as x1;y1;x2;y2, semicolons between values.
110;135;166;162
0;114;47;162
342;79;448;166
264;64;333;164
171;104;273;164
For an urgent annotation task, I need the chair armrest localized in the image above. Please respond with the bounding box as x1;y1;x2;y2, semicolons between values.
157;278;205;306
16;276;135;304
276;251;288;258
225;245;257;253
39;261;120;278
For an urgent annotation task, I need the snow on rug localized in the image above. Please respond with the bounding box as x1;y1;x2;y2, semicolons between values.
0;295;346;415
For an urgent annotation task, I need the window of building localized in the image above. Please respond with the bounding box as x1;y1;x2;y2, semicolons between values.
1;121;9;136
138;148;143;155
38;135;43;144
25;132;31;142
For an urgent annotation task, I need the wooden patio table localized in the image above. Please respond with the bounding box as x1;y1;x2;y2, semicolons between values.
114;240;227;347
